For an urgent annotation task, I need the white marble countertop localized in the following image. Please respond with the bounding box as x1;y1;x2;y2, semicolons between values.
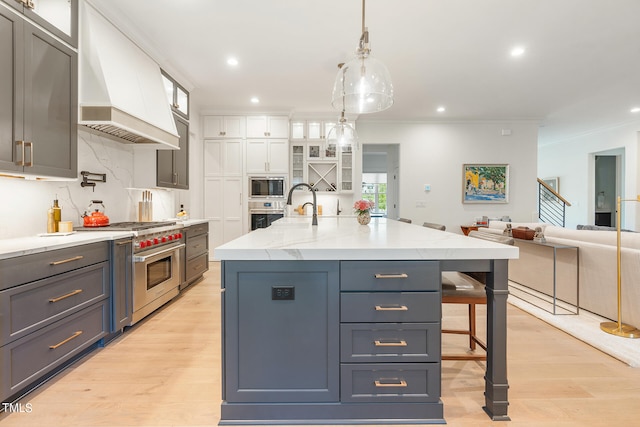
0;230;134;260
175;218;210;226
214;217;519;261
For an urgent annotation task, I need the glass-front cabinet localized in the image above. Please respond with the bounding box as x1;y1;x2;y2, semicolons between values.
2;0;78;46
161;70;189;119
290;120;336;141
290;144;305;187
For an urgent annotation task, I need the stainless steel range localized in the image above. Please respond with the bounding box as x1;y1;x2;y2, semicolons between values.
78;221;185;324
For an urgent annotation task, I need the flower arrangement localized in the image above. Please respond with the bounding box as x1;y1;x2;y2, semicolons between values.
353;199;374;215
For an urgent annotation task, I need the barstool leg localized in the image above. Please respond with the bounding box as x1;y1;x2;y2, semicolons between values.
469;303;477;350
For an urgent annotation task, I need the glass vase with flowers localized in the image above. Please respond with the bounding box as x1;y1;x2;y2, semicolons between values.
353;199;374;225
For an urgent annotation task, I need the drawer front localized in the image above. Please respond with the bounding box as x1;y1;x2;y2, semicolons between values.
1;262;109;344
341;261;439;291
341;363;441;403
186;234;208;259
341;323;440;363
185;252;209;283
341;292;440;323
0;242;109;291
0;301;109;400
186;222;208;238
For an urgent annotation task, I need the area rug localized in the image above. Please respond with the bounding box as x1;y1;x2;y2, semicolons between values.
507;282;640;367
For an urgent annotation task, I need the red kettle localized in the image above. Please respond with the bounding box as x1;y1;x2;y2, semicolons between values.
82;200;110;227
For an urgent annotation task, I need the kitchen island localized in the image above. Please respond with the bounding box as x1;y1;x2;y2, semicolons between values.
214;217;518;424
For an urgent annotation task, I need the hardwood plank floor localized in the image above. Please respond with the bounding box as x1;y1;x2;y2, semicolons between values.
2;261;640;426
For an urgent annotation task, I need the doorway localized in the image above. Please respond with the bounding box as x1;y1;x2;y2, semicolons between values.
362;144;399;219
594;151;623;227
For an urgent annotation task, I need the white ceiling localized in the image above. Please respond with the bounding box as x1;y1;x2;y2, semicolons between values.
91;0;640;145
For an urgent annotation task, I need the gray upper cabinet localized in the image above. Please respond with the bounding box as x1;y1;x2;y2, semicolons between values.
1;0;78;47
157;113;189;189
0;2;77;179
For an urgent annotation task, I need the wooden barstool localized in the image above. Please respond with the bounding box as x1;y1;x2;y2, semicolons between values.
398;217;412;223
422;224;513;360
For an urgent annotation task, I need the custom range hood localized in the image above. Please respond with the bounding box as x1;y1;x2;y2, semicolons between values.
79;3;179;149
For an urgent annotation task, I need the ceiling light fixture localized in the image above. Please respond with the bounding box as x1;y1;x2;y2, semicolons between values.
437;106;446;113
510;46;525;57
331;0;393;114
227;57;239;66
326;111;359;150
630;107;640;113
250;97;259;104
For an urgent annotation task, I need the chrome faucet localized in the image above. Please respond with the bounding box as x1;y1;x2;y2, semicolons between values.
286;183;318;226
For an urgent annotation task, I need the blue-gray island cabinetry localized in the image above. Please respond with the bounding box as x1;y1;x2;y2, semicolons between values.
215;217;518;424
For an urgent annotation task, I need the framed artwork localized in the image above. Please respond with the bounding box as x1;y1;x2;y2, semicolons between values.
542;177;559;201
463;164;509;203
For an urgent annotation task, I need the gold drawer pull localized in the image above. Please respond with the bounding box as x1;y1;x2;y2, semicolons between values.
374;273;408;279
374;340;407;347
375;305;408;311
374;379;408;388
49;331;83;349
49;289;83;303
49;255;84;265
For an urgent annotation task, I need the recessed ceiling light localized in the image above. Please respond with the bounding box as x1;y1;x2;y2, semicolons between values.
631;107;640;113
437;106;446;113
250;97;259;104
510;46;525;57
227;57;239;66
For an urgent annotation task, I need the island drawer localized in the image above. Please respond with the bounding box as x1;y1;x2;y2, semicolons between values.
341;323;440;363
340;363;441;403
1;262;109;345
340;261;439;291
0;242;109;292
341;292;440;323
0;301;109;400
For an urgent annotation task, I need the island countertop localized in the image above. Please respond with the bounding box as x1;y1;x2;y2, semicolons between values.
214;217;519;261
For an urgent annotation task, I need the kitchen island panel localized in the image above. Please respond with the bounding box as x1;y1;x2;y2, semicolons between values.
223;261;340;404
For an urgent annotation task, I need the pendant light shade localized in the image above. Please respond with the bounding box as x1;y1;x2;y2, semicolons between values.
331;0;393;114
326;112;358;150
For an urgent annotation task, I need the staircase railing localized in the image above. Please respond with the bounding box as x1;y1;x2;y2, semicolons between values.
537;178;571;227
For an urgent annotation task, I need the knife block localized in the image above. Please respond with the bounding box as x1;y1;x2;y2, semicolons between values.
138;201;153;222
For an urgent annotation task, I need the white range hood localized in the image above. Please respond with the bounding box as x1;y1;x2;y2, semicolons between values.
79;2;179;149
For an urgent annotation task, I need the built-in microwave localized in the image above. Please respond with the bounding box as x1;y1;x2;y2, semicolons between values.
249;176;286;198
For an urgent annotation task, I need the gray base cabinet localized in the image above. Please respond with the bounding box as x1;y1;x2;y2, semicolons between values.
182;222;209;289
220;260;444;424
0;242;110;402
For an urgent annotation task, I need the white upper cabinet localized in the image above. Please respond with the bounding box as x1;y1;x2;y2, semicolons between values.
246;139;288;174
203;116;245;138
290;119;337;141
246;116;289;138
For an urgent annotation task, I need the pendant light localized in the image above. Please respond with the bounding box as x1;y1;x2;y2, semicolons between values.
326;111;359;150
331;0;394;114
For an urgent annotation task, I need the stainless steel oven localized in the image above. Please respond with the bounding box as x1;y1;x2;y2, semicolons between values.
132;241;184;324
249;176;286;199
249;200;284;230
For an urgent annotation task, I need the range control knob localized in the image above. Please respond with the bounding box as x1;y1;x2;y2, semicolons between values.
177;233;183;239
161;236;167;243
153;238;159;244
146;239;152;247
168;234;173;241
138;241;145;249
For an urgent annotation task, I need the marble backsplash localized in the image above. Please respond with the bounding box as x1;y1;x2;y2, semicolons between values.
0;130;177;239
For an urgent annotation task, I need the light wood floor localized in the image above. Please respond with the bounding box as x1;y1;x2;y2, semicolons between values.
2;262;640;427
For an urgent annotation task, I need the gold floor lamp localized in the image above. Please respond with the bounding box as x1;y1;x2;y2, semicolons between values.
600;195;640;338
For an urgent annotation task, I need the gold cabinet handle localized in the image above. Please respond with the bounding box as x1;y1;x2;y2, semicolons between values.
49;289;82;303
49;255;84;265
24;141;33;167
375;305;408;311
374;340;407;347
49;331;83;349
374;273;408;279
374;379;407;388
15;140;25;166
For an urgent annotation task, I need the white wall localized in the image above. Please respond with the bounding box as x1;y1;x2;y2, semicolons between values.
0;130;179;239
538;122;640;230
356;120;539;233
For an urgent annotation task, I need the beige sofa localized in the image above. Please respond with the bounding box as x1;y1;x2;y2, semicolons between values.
485;221;640;329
